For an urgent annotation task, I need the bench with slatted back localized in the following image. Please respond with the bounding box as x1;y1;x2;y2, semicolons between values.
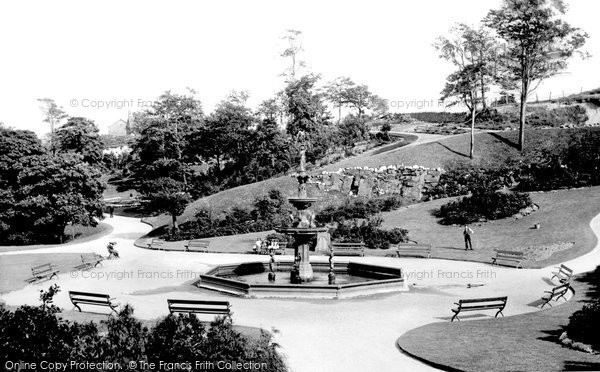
541;282;572;308
185;239;210;252
451;296;508;322
75;253;104;271
167;299;231;317
394;243;432;258
147;238;165;250
25;263;59;283
69;291;119;315
272;242;287;255
551;264;573;284
331;242;365;257
491;250;525;268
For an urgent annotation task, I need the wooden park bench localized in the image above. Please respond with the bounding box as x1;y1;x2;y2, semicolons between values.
185;239;210;252
25;263;59;283
69;291;119;315
331;242;365;257
491;250;525;268
268;241;287;255
167;299;231;317
451;296;508;322
147;238;165;250
394;243;432;259
74;253;104;271
551;264;573;284
541;283;572;308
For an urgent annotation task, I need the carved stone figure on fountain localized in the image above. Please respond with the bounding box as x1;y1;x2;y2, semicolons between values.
268;253;276;282
328;250;336;284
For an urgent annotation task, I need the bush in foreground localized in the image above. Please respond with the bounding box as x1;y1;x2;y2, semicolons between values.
0;286;287;372
566;299;600;352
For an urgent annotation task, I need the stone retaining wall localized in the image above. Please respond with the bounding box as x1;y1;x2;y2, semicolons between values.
311;165;443;201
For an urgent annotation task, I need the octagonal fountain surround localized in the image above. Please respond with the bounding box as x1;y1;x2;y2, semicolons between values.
194;261;407;299
193;135;407;299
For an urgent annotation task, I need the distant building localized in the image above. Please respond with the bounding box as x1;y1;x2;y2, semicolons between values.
107;118;132;136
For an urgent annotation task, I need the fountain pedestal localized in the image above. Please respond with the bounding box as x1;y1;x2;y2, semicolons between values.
278;226;327;283
276;138;327;283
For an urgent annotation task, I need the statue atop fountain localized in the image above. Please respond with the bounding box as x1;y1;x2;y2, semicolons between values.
276;132;328;283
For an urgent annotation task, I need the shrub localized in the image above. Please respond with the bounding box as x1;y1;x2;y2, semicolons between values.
0;286;287;371
435;191;531;225
315;195;404;225
430;163;515;199
567;299;600;351
516;129;600;191
330;216;409;249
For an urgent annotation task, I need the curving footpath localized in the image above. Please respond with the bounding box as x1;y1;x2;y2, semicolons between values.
1;212;599;372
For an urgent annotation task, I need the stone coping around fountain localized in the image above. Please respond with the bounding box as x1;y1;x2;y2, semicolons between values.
195;261;407;299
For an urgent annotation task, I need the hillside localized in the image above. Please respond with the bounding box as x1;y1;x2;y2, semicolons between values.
145;127;600;229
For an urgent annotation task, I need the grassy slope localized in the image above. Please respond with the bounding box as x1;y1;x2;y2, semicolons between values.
146;127;600;229
397;274;600;372
381;186;600;268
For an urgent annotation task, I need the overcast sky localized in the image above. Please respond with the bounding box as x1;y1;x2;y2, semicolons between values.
0;0;598;136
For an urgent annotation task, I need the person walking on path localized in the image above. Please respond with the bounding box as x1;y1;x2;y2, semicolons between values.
463;224;474;251
108;205;115;218
107;241;119;259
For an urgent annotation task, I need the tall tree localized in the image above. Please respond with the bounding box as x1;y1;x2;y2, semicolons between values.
339;84;377;119
441;63;484;159
484;0;588;150
37;98;67;155
141;177;191;232
434;24;497;110
280;29;306;81
284;74;330;136
55;117;103;165
324;77;355;124
131;90;203;186
0;131;104;244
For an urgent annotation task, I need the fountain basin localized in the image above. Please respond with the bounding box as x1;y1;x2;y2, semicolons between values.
194;261;407;299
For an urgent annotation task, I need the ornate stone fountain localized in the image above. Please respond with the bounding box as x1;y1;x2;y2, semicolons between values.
276;137;327;283
193;133;406;298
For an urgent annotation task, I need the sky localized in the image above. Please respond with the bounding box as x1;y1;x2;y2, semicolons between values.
0;0;598;136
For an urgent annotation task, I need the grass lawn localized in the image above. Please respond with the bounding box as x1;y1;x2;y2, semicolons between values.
0;253;86;293
397;271;600;372
0;222;112;253
381;186;600;268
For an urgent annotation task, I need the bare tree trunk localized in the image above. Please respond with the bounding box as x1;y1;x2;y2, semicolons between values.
480;74;487;110
519;78;529;152
470;104;476;159
338;104;342;124
172;213;178;232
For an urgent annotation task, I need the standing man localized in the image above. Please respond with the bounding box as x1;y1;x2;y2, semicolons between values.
463;224;474;251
